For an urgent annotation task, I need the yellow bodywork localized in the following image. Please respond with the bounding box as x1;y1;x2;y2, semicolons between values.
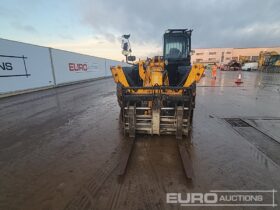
111;65;130;87
239;55;251;64
258;51;279;68
111;57;204;95
113;29;202;138
184;64;205;87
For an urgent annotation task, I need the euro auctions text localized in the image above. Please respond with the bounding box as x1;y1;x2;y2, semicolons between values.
166;190;277;207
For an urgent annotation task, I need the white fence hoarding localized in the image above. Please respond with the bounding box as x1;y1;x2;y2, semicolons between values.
0;38;127;96
105;59;127;77
51;49;128;85
0;39;54;94
51;49;108;85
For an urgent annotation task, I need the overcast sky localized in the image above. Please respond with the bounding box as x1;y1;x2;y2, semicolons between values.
0;0;280;60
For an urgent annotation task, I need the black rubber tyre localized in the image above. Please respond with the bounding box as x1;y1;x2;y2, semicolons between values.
117;83;123;107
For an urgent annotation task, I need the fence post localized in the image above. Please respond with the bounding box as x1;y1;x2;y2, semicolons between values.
48;48;57;86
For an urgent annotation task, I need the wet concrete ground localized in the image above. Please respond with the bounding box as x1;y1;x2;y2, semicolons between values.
0;70;280;210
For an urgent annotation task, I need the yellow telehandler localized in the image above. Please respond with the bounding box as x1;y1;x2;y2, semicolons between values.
111;29;204;139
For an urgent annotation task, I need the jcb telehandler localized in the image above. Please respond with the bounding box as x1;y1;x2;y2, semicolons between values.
111;29;204;139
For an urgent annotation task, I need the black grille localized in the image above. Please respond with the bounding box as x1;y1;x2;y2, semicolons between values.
224;118;251;127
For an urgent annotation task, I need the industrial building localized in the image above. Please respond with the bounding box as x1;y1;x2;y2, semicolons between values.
192;47;280;64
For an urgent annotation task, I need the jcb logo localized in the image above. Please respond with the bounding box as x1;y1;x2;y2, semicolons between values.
0;62;13;71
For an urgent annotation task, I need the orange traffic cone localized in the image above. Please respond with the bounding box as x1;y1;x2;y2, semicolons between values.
235;73;243;84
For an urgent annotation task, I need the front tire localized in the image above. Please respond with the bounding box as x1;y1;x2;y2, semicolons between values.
117;83;123;107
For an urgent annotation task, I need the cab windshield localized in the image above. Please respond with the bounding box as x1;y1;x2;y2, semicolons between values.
164;36;189;59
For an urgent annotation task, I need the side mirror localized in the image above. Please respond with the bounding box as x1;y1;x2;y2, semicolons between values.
127;55;136;62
